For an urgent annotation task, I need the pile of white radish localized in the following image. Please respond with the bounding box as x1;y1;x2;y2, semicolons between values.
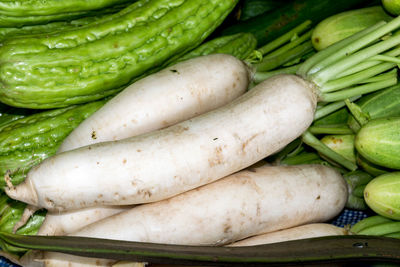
40;163;348;267
6;56;317;212
34;54;251;236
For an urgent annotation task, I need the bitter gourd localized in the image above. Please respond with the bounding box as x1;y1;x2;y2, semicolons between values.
0;0;238;109
0;0;132;27
0;100;106;189
177;32;257;62
0;3;131;39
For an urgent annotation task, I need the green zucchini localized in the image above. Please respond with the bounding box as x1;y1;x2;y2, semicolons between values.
0;100;106;188
364;172;400;220
0;0;238;109
347;83;400;132
355;117;400;170
220;0;373;47
311;6;392;51
0;0;132;27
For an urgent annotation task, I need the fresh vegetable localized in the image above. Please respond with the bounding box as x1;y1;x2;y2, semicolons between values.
38;206;132;236
0;3;130;41
236;0;283;21
7;14;400;210
351;215;400;238
0;0;132;27
57;54;251;152
0;192;45;256
356;153;392;176
343;170;374;210
220;0;372;47
0;100;106;189
6;72;317;211
176;32;257;63
355;117;400;169
41;163;347;266
312;6;392;51
0;0;238;109
228;223;347;246
347;83;400;132
364;172;400;220
320;134;356;164
382;0;400;15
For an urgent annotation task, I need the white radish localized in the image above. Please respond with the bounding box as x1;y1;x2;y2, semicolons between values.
41;163;347;266
38;205;132;236
57;54;250;153
228;223;347;247
6;74;318;211
35;54;251;235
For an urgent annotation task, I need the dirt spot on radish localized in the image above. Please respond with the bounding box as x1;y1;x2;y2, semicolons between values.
208;146;224;167
91;131;97;140
171;125;189;135
316;195;321;200
122;158;127;164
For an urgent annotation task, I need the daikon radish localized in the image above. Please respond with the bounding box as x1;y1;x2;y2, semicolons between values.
57;54;250;153
228;223;347;246
38;205;132;236
6;74;317;211
41;163;347;266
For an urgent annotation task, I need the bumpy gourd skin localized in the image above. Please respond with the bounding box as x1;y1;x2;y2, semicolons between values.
0;100;106;188
0;1;133;27
0;0;238;109
0;0;131;16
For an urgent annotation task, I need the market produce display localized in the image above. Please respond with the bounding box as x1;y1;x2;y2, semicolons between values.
0;0;400;266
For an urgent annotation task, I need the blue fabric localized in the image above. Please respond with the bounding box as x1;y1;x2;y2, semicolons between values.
0;209;371;267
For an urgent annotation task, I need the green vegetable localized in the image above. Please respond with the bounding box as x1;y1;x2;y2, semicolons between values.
177;32;257;62
364;172;400;220
0;0;132;27
320;134;356;164
355;117;400;169
236;0;283;21
350;215;393;233
312;6;392;51
220;0;373;47
347;83;400;132
0;3;130;41
0;100;106;188
343;170;374;210
356;153;392;176
0;0;238;109
382;0;400;15
0;192;45;255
